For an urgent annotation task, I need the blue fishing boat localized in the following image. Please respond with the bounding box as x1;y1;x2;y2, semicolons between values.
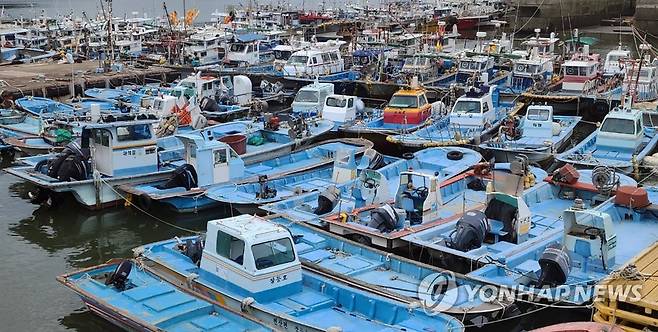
205;148;391;214
58;259;273;331
317;158;547;249
6;120;185;209
387;85;514;148
15;96;75;116
266;214;515;320
556;101;658;173
401;164;637;274
467;182;658;305
120;138;372;213
134;215;465;332
480;104;581;163
262;147;483;219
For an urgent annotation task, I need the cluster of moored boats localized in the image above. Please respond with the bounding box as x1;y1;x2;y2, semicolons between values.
3;2;658;332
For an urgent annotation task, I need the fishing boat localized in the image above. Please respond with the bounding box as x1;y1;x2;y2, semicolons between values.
403;163;636;274
556;100;658;173
119;137;363;214
508;31;556;94
5;120;186;209
134;215;465;332
467;180;658;306
205;148;390;214
265;214;515;322
261;147;483;225
387;84;514;148
480;104;581;163
15;96;75;117
338;83;447;139
603;44;631;78
58;259;274;331
224;33;276;67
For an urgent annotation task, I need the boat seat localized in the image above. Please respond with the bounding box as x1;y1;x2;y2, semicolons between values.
300;249;334;263
399;196;415;212
123;283;174;301
144;292;196;312
488;219;509;241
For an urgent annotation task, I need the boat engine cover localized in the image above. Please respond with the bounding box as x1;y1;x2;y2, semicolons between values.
614;186;650;208
314;186;340;215
368;204;404;233
449;210;489;252
537;246;571;287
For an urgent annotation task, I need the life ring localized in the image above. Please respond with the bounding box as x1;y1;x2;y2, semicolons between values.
447;150;463;160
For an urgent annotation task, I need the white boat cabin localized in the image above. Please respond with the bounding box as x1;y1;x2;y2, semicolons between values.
177;134;245;186
86;121;158;177
521;105;562;138
224;34;274;66
457;55;495;83
292;81;335;115
321;94;365;124
596;106;645;154
185;33;226;66
200;215;302;298
449;85;498;128
561;45;601;92
603;46;631;77
170;73;252;105
283;48;344;77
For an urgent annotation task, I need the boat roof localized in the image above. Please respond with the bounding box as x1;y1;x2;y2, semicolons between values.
606;106;642;120
209;215;290;243
393;88;426;96
562;59;597;67
234;33;265;43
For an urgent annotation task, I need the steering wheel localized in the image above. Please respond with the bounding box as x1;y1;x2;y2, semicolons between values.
584;226;602;239
413;186;429;198
363;177;378;189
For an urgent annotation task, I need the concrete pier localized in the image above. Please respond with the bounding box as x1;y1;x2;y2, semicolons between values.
0;61;180;100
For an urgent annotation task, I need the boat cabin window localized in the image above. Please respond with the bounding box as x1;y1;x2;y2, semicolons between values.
203;82;212;91
93;129;112;147
389;95;418;108
600;118;636;135
214;149;227;164
348;98;354;108
453;100;482;114
482;102;489;113
326;96;346;107
274;50;291;60
288;55;308;65
215;230;245;265
516;64;539;74
330;52;338;61
527;108;550;121
251;238;295;270
418;94;428;107
321;53;331;62
607;54;625;62
311;56;318;65
246;44;255;53
294;90;318;103
230;44;246;52
636;119;642;134
116;124;152;142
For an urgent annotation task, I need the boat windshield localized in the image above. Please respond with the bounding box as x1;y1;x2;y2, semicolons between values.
326;96;347;107
274;50;292;60
453;100;482;114
116;124;152;142
526;108;551;121
388;95;418;108
229;44;246;52
600;118;636;135
287;55;308;65
516;63;539;74
294;90;318;103
252;238;295;270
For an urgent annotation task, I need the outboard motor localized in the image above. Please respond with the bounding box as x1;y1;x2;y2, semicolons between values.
42;142;90;182
314;186;340;215
158;164;198;190
200;96;221;113
256;175;277;199
448;210;490;252
536;246;571;288
364;149;385;170
288;115;308;139
182;238;204;265
105;260;132;290
368;204;405;233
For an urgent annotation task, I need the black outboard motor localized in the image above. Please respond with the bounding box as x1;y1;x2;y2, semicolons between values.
368;204;403;233
43;142;90;182
200;97;221;113
256;175;277;199
314;186;340;215
105;260;132;290
536;246;571;288
364;149;385;170
184;238;204;265
449;210;490;252
158;164;198;190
